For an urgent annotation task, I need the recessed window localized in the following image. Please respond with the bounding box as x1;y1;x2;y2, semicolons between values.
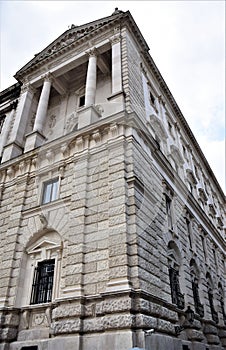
79;95;85;107
149;91;155;105
42;178;59;204
166;196;173;230
30;259;55;304
0;115;6;133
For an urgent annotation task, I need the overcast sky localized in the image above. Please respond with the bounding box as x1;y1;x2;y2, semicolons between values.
0;0;225;192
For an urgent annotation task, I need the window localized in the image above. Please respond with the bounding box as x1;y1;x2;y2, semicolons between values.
0;115;6;133
192;278;204;317
30;259;55;304
186;218;192;249
21;347;38;350
79;95;85;107
169;267;185;309
219;283;226;325
166;196;173;230
207;273;219;323
149;91;155;105
42;178;59;204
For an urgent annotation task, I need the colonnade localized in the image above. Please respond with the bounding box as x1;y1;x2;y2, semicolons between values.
2;34;123;162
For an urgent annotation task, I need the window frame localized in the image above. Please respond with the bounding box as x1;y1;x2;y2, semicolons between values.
30;259;55;305
41;177;59;205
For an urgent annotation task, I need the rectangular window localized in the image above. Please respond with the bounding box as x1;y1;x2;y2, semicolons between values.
169;267;185;309
42;178;59;204
0;115;6;133
166;196;173;230
186;218;192;249
30;259;55;304
79;95;85;107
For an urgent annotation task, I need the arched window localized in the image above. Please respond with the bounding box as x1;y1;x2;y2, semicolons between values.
168;241;185;309
190;259;204;317
206;273;218;324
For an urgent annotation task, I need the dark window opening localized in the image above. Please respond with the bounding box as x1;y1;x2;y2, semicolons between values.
21;346;38;350
30;259;55;304
166;196;173;230
182;345;190;350
0;115;6;133
208;290;219;323
192;279;204;317
149;91;155;105
42;178;59;204
79;95;85;107
169;267;185;309
186;219;192;248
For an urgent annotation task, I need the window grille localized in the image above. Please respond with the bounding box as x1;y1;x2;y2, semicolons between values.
208;290;219;323
169;267;185;309
30;259;55;304
192;280;204;317
42;178;59;204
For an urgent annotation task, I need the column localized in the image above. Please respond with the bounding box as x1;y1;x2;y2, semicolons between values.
2;84;35;162
110;34;122;94
0;103;17;157
33;74;52;133
85;49;97;107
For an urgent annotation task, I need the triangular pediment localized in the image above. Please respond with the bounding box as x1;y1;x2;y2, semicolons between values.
27;237;61;255
15;9;127;78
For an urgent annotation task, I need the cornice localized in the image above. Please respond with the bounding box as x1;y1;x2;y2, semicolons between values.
141;51;225;200
14;11;128;81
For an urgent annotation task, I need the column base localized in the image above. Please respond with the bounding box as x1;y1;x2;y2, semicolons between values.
24;131;46;152
77;105;101;129
1;142;23;163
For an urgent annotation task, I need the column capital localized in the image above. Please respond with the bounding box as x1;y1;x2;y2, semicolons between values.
21;83;36;94
109;34;121;45
86;47;97;58
42;72;53;83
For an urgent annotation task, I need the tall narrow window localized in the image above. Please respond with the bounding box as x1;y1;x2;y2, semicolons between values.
219;284;226;325
169;267;185;309
30;259;55;304
207;274;219;323
79;95;85;107
149;91;155;105
186;218;192;249
166;196;173;230
208;290;219;323
192;278;204;317
0;115;6;133
42;178;59;204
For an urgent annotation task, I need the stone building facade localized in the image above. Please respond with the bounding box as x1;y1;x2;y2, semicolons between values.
0;8;225;350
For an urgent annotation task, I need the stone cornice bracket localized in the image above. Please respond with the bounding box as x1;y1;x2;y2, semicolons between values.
86;47;98;57
158;95;166;107
109;33;121;45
